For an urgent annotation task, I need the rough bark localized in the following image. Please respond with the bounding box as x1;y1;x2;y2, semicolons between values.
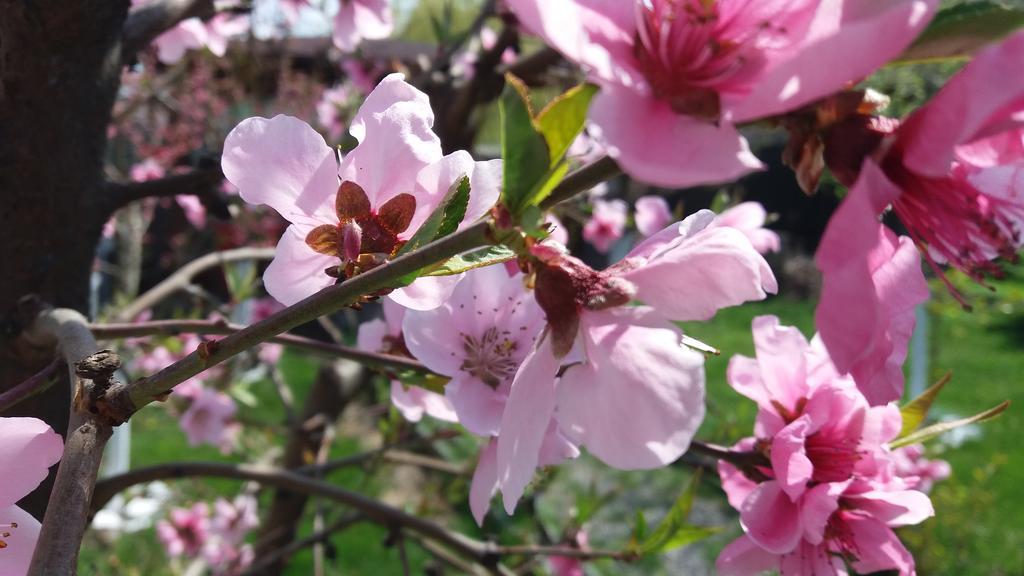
250;360;365;575
0;0;129;518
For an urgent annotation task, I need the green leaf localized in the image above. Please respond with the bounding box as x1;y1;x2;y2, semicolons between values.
224;261;257;303
519;161;570;214
898;371;952;438
897;1;1024;64
499;74;551;215
396;372;450;395
396;174;471;257
632;510;648;544
638;470;714;555
535;83;599;164
425;245;517;277
889;400;1011;449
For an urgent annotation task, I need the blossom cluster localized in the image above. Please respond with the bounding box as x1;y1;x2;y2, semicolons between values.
715;317;934;575
156;494;259;575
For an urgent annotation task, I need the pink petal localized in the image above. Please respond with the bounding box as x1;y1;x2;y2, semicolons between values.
730;0;938;122
847;489;934;527
589;84;764;188
446;374;508;437
844;514;916;575
718;438;761;511
390;381;457;423
497;335;560;514
716;534;779;576
0;505;42;574
771;416;814;501
339;74;442;208
900;31;1024;176
389;275;462;312
262;226;337;306
356;318;389;352
750;315;811;409
504;0;639;86
740;481;803;554
779;538;847;576
556;308;705;469
332;0;393;52
712;202;781;254
469;439;499;526
222;115;338;228
0;417;63;507
410;151;502;237
620;226;776;322
799;481;846;545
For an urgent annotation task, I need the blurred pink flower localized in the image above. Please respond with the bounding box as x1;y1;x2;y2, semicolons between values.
633;195;672;237
710;202;780;254
0;417;63;575
316;84;350;141
131;159;165;182
153;14;249;63
179;386;238;452
507;0;936;187
223;74;501;310
157;503;211;558
891;444;952;493
582;198;627;253
548;530;589;576
333;0;393;52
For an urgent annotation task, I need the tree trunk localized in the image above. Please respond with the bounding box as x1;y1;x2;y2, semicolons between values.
0;0;127;517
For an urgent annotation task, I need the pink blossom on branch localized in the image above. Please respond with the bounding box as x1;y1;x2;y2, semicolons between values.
582;198;628;253
222;73;501;310
716;316;933;576
157;503;211;558
0;417;64;575
506;0;937;187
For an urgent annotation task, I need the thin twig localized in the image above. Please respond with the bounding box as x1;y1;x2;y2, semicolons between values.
688;440;770;481
0;358;60;413
105;220;491;419
90;318;432;374
111;246;276;322
105;168;225;213
241;514;363;575
539;156;622;210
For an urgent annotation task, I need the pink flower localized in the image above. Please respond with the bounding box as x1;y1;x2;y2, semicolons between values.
0;417;63;575
176;193;207;229
179;386;238;452
333;0;393;52
819;32;1024;314
153;14;249;63
402;266;546;437
507;0;936;187
209;495;258;548
716;317;933;575
157;503;211;558
816;221;929;405
582;198;628;253
548;530;589;576
131;159;165;182
496;210;775;513
891;444;952;493
357;298;457;423
633;195;672;237
710;201;780;254
223;73;501;310
316;84;350;141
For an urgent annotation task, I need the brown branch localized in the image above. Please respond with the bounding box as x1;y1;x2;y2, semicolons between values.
90;461;631;566
105;220;490;419
688;440;770;482
105;167;226;216
110;246;275;322
19;308;113;576
122;0;216;60
0;358;60;413
90;318;432;374
539;156;622;210
243;514;364;576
